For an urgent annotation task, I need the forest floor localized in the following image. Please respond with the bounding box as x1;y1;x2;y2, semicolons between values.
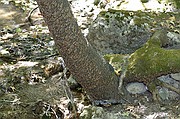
0;0;180;119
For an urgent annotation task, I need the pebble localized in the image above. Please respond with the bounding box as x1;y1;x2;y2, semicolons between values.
161;107;166;111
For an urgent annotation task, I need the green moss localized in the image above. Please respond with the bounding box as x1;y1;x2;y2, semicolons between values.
104;54;124;63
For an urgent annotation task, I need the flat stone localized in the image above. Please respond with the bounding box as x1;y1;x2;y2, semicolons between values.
171;73;180;81
126;82;147;94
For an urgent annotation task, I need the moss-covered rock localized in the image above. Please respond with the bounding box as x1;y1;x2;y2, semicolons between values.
104;30;180;83
126;30;180;83
104;30;180;100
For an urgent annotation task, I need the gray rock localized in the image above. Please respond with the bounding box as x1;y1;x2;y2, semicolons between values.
158;74;179;89
126;82;147;94
167;32;180;49
171;73;180;81
157;74;180;100
157;87;179;100
87;11;151;55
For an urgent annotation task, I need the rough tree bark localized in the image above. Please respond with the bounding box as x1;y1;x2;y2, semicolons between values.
35;0;120;102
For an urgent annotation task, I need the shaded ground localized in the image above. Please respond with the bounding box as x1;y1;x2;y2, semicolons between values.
0;1;180;119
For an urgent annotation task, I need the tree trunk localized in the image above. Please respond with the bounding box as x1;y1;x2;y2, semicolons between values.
35;0;120;102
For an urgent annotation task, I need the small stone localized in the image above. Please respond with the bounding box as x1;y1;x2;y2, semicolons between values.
48;41;55;46
161;107;166;111
126;82;147;94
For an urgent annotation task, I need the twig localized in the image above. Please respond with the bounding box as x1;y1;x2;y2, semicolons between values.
118;55;129;95
59;58;78;119
25;7;39;25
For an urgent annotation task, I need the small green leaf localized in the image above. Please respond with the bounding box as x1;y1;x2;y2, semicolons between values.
15;28;22;33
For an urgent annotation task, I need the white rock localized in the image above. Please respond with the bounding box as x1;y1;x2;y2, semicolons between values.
126;82;147;94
